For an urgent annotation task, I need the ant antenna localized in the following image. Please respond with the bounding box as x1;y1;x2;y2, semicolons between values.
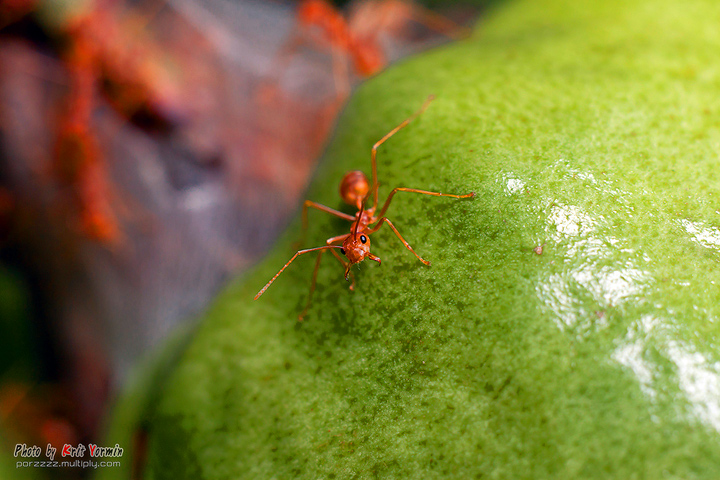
254;245;344;300
354;194;368;238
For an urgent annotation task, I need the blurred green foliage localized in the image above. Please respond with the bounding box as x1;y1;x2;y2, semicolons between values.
0;266;39;382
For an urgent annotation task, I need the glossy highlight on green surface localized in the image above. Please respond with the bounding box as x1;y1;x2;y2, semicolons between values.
103;0;720;478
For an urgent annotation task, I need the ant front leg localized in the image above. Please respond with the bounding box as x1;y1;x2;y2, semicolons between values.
369;188;474;265
298;233;349;320
330;248;355;291
367;217;430;265
254;245;343;301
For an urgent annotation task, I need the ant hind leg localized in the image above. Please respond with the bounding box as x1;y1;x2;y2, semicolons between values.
369;96;435;209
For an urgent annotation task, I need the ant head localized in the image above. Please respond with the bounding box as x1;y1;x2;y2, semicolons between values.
339;170;370;209
341;232;371;264
340;233;380;276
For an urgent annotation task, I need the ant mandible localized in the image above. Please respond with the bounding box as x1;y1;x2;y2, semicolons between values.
254;95;474;320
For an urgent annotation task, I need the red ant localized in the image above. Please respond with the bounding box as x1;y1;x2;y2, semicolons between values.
48;0;180;245
296;0;384;77
262;0;469;103
51;13;121;244
254;95;474;320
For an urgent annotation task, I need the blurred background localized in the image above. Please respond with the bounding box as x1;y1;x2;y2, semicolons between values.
0;0;485;476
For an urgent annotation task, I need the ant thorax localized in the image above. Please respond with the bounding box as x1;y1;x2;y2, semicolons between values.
354;208;375;228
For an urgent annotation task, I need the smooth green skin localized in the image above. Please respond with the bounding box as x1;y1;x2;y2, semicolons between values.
105;0;720;478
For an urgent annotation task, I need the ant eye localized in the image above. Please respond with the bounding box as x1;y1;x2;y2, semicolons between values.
340;248;346;255
360;235;367;244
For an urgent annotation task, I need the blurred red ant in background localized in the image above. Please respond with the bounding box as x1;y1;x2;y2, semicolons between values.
263;0;470;103
9;0;185;246
52;12;119;244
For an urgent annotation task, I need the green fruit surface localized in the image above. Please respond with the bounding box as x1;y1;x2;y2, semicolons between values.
104;0;720;478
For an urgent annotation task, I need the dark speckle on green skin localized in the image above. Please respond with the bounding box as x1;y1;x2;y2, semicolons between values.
103;0;720;478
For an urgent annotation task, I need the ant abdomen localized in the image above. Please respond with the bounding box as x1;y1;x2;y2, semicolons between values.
339;170;369;209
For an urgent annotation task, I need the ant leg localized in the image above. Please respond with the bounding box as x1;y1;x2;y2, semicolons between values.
294;201;355;248
330;248;356;291
327;234;353;287
299;249;324;321
254;245;343;300
367;217;430;265
298;233;349;320
326;233;351;245
376;187;475;219
386;2;472;41
370;95;434;209
302;201;355;230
